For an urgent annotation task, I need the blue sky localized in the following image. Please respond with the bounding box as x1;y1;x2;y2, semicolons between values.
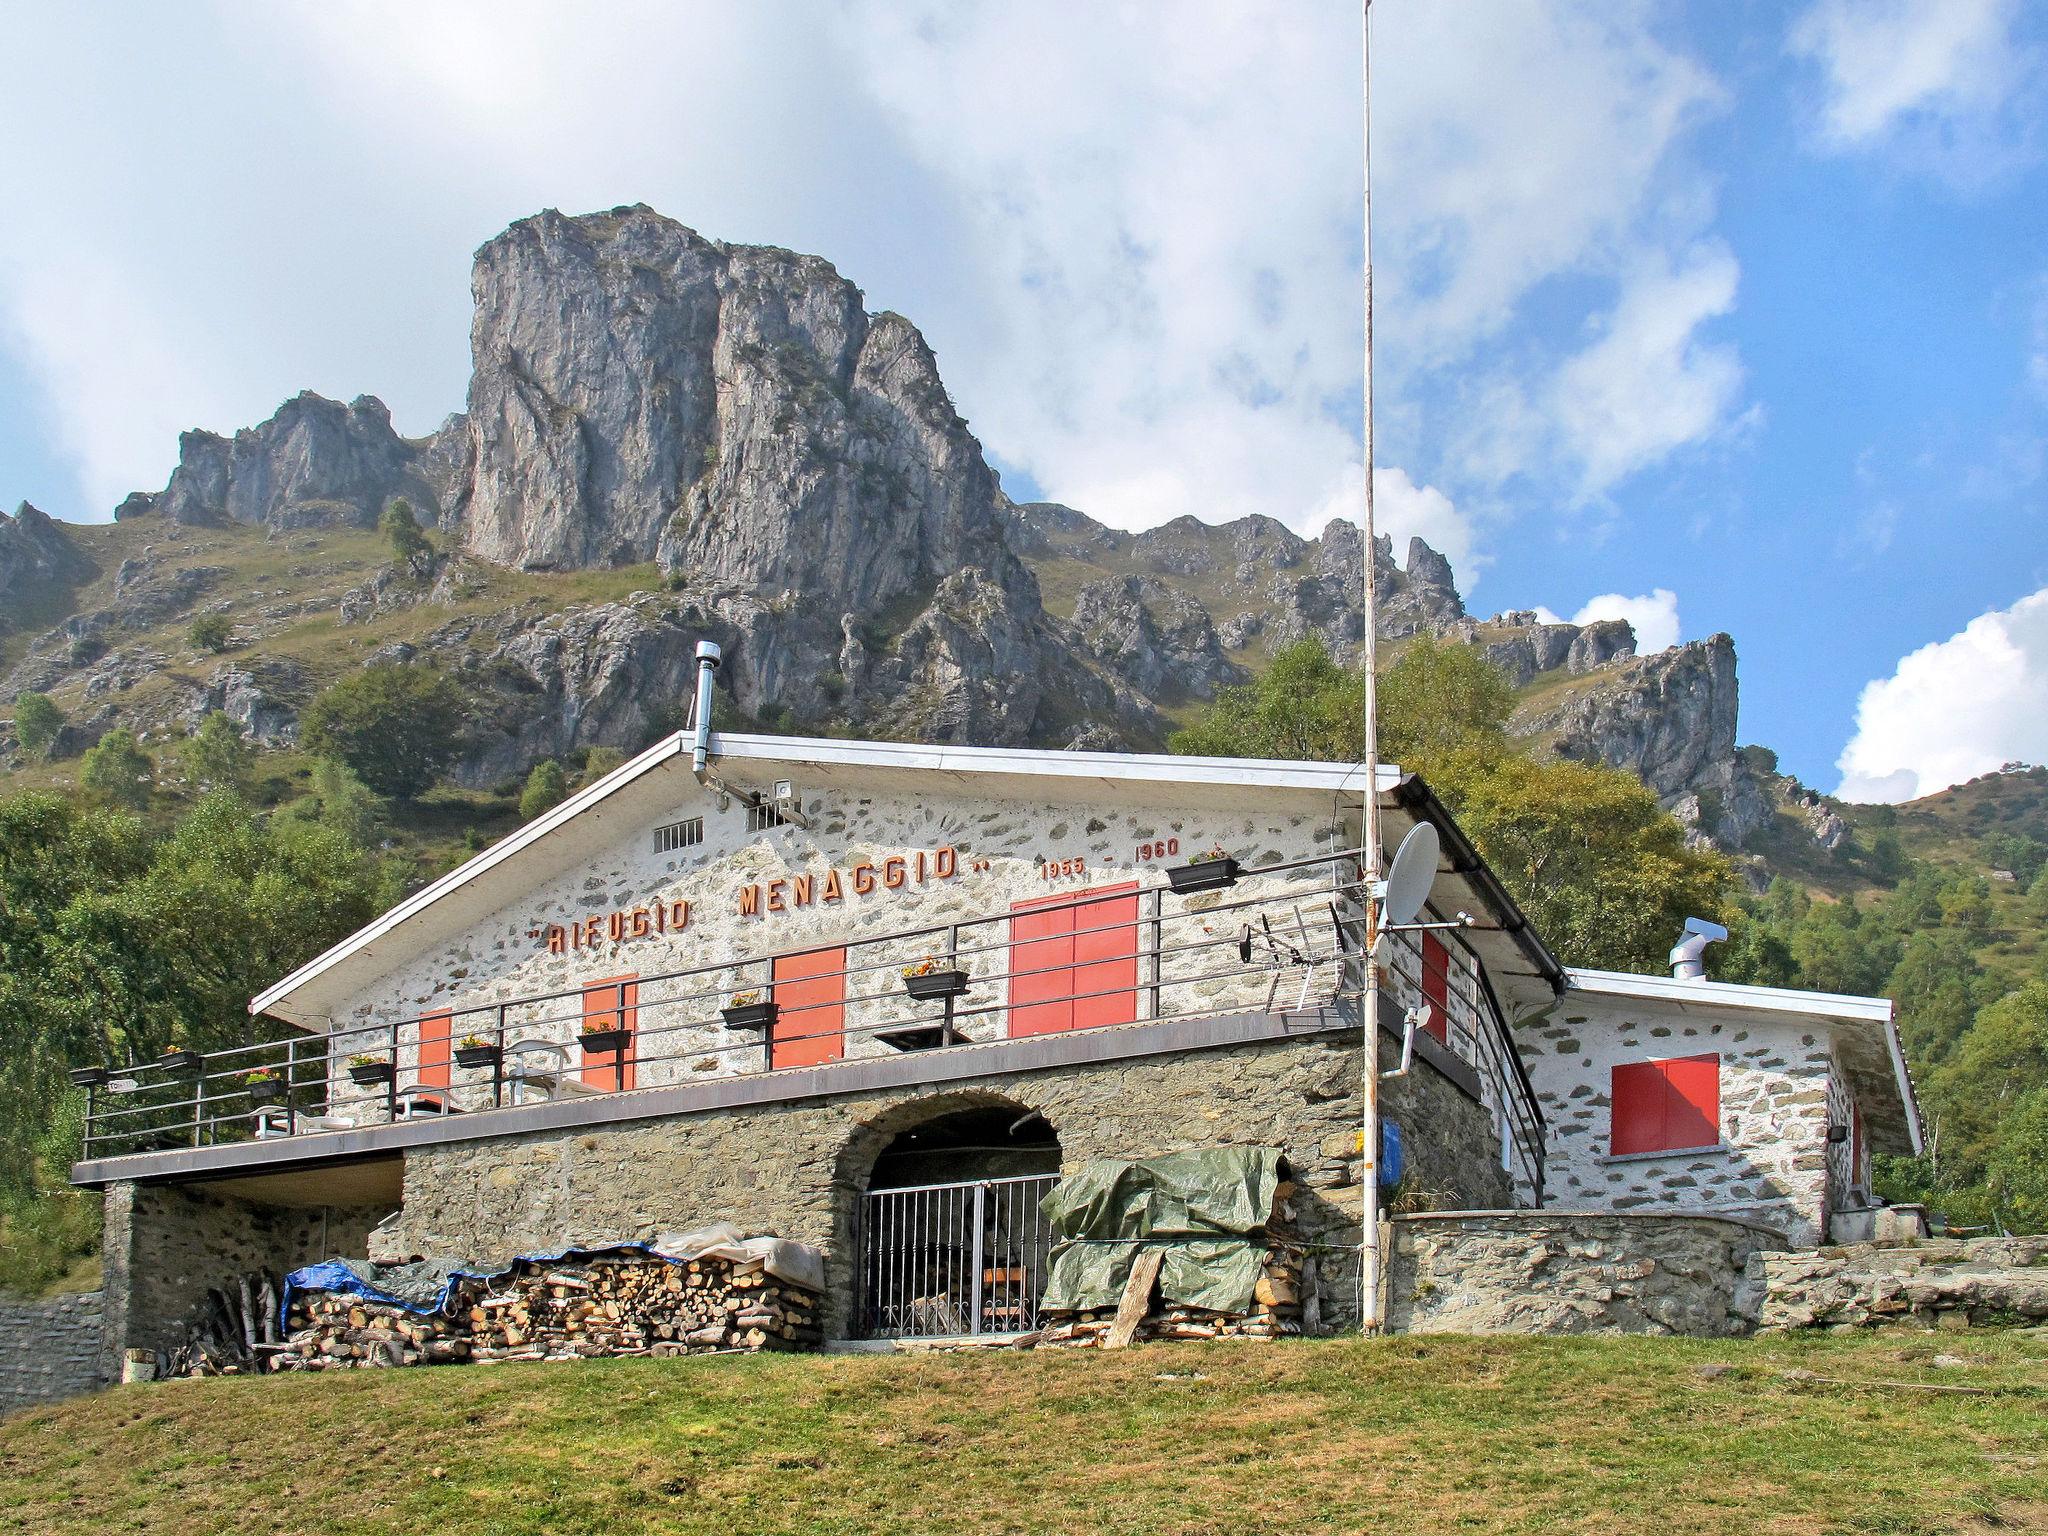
1;1;2044;800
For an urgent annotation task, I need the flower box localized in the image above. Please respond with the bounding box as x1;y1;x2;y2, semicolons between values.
454;1043;501;1070
158;1049;205;1074
347;1059;395;1086
578;1028;632;1055
903;969;969;1002
1166;856;1239;893
246;1077;287;1106
721;1001;778;1031
67;1066;110;1089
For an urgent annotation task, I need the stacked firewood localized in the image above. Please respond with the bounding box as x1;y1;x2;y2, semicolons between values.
165;1270;284;1377
461;1252;820;1361
1037;1247;1306;1347
273;1296;470;1371
274;1251;820;1371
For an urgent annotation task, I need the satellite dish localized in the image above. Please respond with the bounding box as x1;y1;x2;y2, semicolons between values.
1381;821;1441;927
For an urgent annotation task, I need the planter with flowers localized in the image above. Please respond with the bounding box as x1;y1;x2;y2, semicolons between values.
578;1021;632;1056
721;990;778;1031
454;1035;501;1070
1166;844;1240;893
347;1055;395;1086
244;1068;287;1106
901;957;970;1001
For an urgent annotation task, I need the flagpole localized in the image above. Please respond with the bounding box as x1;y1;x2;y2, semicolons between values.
1357;0;1384;1336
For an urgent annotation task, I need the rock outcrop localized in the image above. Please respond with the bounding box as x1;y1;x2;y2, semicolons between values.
0;502;90;618
151;392;445;531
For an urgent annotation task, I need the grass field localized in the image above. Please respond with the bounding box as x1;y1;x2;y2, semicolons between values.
2;1332;2044;1535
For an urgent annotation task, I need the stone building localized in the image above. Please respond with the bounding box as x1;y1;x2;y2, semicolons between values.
69;727;1920;1364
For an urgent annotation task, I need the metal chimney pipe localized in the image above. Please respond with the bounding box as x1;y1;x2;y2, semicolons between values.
690;641;722;780
1669;917;1729;981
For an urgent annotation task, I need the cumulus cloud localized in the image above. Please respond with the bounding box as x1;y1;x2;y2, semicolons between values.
0;0;1743;550
1788;0;2036;174
1570;590;1683;654
1835;586;2048;802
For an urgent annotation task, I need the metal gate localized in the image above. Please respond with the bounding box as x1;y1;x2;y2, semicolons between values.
856;1173;1059;1339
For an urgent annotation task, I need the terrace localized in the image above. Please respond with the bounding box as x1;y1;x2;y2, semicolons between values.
69;846;1548;1197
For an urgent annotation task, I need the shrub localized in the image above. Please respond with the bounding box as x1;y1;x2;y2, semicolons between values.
187;613;233;653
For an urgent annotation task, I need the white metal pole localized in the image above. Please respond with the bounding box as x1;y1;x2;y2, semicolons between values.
1357;0;1384;1335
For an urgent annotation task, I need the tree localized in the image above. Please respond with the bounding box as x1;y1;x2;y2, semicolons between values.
520;759;569;821
300;663;466;799
381;498;432;573
1169;639;1362;762
182;711;252;795
187;613;233;654
1985;1088;2048;1232
1169;634;1729;972
273;758;382;846
79;728;153;810
1926;982;2048;1187
12;693;62;758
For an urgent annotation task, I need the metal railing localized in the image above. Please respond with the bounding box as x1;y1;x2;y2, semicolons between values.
856;1173;1060;1339
75;845;1546;1193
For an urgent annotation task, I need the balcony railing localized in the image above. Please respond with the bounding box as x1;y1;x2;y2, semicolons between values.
74;846;1545;1192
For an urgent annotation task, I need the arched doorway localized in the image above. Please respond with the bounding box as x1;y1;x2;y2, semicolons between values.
856;1104;1061;1340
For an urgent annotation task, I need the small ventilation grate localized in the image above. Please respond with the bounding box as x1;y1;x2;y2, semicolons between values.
745;802;786;833
655;816;704;854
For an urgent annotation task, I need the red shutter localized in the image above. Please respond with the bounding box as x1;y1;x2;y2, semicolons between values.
581;976;638;1090
1611;1054;1720;1155
418;1011;452;1092
771;947;845;1069
1008;883;1138;1037
1419;932;1451;1044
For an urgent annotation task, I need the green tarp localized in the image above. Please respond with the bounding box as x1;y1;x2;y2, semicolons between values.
1038;1146;1282;1316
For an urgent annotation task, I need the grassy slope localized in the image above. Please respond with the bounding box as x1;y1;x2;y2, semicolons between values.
1;1334;2044;1535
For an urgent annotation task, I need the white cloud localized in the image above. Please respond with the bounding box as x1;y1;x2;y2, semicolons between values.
0;0;1743;552
1568;589;1682;654
1788;0;2035;175
1835;586;2048;802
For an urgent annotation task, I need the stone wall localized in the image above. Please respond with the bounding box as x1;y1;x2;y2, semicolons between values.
99;1184;395;1379
1746;1236;2048;1333
1384;1211;1784;1336
1517;994;1836;1244
0;1291;104;1412
379;1024;1509;1338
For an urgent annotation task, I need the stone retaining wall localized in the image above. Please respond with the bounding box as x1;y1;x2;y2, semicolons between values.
1746;1235;2048;1332
0;1291;104;1413
1385;1210;1785;1336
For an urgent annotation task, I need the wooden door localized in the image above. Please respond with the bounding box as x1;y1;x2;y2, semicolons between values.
1008;883;1139;1037
771;947;845;1069
581;975;638;1090
418;1010;452;1096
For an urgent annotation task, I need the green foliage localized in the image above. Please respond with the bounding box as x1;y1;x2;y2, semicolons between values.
579;747;626;784
0;787;395;1289
1171;638;1727;973
78;728;153;810
301;663;467;799
520;759;569;822
381;498;432;570
13;692;63;758
182;711;251;795
274;758;383;846
186;612;233;653
1985;1087;2048;1232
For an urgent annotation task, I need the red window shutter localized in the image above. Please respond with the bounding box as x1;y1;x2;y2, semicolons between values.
418;1011;452;1091
1419;931;1451;1044
581;976;638;1090
1611;1054;1720;1155
1009;884;1139;1037
770;948;845;1070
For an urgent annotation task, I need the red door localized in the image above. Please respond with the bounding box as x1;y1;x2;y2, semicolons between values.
771;947;845;1069
1419;932;1451;1044
581;976;638;1090
1008;883;1139;1037
418;1010;452;1098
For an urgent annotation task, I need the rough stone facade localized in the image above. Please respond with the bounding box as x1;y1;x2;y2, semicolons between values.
1385;1211;1783;1336
374;1025;1507;1339
1518;994;1847;1245
0;1291;104;1412
98;1184;394;1380
1745;1236;2048;1333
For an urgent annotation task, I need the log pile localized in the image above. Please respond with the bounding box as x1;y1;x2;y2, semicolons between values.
1037;1247;1306;1347
273;1250;821;1371
165;1270;284;1377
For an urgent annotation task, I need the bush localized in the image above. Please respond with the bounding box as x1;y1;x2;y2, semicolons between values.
187;613;233;653
381;498;432;571
519;760;568;822
79;729;153;811
12;693;62;758
300;664;466;800
182;712;251;795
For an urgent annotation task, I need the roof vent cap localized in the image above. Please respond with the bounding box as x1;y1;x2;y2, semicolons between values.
1669;917;1728;981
